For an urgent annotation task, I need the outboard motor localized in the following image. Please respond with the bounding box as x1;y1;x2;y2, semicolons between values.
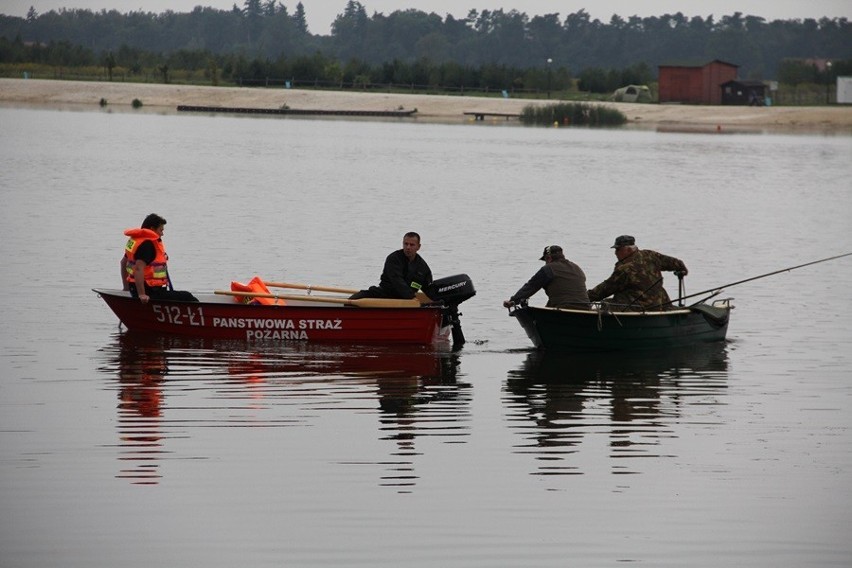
424;274;476;347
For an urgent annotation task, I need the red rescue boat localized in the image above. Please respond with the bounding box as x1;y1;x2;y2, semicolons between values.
94;274;475;346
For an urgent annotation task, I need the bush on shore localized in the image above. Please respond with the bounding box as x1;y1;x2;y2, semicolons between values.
520;103;627;126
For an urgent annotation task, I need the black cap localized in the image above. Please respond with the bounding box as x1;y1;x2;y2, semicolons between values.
611;235;635;249
539;245;562;260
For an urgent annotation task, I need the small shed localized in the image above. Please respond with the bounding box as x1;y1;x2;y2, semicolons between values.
838;77;852;104
658;60;739;105
721;80;767;106
611;84;652;103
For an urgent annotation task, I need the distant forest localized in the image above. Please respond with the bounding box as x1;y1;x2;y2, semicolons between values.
1;1;851;94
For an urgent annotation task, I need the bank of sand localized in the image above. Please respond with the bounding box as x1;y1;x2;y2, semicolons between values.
2;78;851;132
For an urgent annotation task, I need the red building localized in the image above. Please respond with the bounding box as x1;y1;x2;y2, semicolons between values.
658;60;739;105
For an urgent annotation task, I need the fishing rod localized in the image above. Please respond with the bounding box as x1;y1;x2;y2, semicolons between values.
663;252;852;307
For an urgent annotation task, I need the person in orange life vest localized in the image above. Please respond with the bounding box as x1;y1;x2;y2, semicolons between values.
121;213;198;303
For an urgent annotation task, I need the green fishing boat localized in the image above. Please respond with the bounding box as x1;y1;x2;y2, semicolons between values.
508;252;852;352
509;300;733;352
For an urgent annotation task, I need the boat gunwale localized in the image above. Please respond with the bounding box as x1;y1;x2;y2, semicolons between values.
516;299;732;318
92;288;446;310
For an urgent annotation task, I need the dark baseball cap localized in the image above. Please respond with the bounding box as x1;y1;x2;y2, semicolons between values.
539;245;562;260
611;235;635;248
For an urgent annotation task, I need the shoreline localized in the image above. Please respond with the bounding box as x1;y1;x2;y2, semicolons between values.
2;78;851;133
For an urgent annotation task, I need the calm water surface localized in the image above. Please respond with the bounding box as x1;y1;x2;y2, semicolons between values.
1;105;851;567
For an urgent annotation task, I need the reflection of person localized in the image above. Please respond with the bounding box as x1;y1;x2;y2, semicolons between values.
350;232;433;300
121;213;198;303
114;334;167;484
503;245;590;309
588;235;687;311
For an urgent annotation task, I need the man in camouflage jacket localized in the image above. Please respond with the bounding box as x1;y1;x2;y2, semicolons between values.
588;235;688;311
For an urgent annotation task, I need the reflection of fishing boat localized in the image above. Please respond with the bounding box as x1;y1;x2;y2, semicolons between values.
508;341;730;383
509;300;732;352
94;274;475;346
504;343;730;476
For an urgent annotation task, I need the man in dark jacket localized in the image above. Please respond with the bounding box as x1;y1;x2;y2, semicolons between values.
350;232;433;300
504;245;590;309
588;235;688;311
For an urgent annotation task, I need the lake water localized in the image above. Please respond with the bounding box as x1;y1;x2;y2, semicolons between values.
1;105;851;567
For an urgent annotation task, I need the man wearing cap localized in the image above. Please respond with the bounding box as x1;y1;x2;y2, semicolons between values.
587;235;688;311
503;245;590;309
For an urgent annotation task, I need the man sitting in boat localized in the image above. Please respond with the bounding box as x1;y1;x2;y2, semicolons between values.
503;245;590;309
350;232;433;300
121;213;198;304
588;235;687;311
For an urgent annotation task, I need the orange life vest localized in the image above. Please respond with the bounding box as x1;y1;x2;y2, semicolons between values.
230;276;286;306
124;228;169;288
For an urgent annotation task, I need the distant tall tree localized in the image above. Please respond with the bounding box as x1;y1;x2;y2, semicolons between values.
243;0;262;18
208;57;219;85
331;1;368;51
243;0;262;45
104;50;116;80
293;2;308;34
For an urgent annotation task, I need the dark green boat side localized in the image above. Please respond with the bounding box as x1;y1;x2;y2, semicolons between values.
510;300;732;352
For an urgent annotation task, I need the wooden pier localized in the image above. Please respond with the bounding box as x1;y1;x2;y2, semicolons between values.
463;111;521;121
177;105;418;118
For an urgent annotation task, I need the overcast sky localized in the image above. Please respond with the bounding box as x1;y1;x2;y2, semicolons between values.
3;1;850;35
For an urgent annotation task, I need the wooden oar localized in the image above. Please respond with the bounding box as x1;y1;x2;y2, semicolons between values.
264;281;359;295
214;290;421;308
264;281;433;304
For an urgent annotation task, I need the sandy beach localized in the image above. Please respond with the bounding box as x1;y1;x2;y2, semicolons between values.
2;77;851;132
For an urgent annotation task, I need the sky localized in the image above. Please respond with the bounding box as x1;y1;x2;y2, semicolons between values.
2;0;850;35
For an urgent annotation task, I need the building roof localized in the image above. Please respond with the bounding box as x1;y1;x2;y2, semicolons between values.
721;80;766;88
658;59;740;69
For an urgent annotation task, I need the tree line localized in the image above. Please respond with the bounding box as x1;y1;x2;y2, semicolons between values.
1;2;850;93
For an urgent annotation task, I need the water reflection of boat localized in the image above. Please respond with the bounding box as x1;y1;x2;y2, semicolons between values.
509;341;730;382
99;331;468;487
504;343;730;477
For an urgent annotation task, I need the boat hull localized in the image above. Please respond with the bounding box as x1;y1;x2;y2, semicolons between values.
95;289;450;345
511;301;731;352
